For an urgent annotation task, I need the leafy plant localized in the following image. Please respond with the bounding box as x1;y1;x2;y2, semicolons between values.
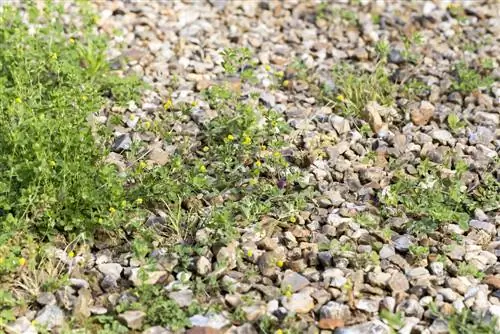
451;61;493;94
430;305;498;334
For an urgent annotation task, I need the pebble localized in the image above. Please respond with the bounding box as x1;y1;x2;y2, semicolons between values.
281;293;315;313
118;310;146;330
34;305;65;330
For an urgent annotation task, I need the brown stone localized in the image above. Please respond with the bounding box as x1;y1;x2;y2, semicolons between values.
318;318;344;330
186;327;221;334
411;101;435;126
483;275;500;289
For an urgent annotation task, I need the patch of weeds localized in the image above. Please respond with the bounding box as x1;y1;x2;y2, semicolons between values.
430;304;498;334
457;262;485;280
401;78;430;100
380;159;478;235
340;9;358;26
447;3;468;23
330;61;396;117
451;61;493;94
380;309;405;332
447;113;466;134
401;32;424;64
0;1;143;244
0;290;24;329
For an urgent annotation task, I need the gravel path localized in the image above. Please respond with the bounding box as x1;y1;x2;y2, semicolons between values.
4;1;500;333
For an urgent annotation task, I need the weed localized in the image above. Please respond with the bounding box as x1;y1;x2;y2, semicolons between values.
401;32;424;64
447;113;466;134
451;61;493;94
380;309;405;332
430;304;498;334
380;159;478;235
457;262;485;280
329;62;396;117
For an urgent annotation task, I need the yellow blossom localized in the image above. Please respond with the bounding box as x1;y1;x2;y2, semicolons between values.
69;38;75;44
129;114;136;120
109;207;116;214
276;260;284;268
82;95;88;101
255;160;262;168
202;146;209;152
136;198;143;205
15;97;22;103
247;250;253;257
289;216;296;223
199;165;206;173
18;257;26;266
242;136;252;145
139;161;147;169
51;53;57;60
264;64;271;72
143;121;151;129
164;99;173;110
249;178;258;185
49;160;56;167
336;94;344;102
282;80;289;87
68;251;75;258
273;151;281;158
120;200;127;208
275;330;284;334
260;145;267;151
226;134;235;141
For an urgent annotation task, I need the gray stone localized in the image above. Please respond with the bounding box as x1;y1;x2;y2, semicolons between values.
37;292;56;306
118;310;146;330
469;220;496;234
388;272;409;293
394;235;413;252
168;289;193;307
437;288;459;302
142;326;171;334
379;244;395;259
431;129;455;145
356;298;380;313
196;256;212;275
406;267;430;280
396;299;424;319
334;320;390;334
281;293;315;313
5;317;37;334
429;262;445;276
281;270;310;292
112;134;132;152
97;263;123;279
319;301;351;330
189;313;231;330
429;319;449;334
389;49;404;64
34;305;65;330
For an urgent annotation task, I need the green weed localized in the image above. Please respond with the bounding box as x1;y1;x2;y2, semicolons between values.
451;61;493;94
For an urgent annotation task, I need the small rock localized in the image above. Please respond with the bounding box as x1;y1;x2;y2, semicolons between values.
431;129;455;146
396;299;424;319
334;320;390;334
112;134;132;152
196;256;212;275
241;304;266;322
281;271;310;293
34;305;65;330
169;289;193;307
189;313;230;330
142;326;171;334
379;245;395;259
388;49;404;64
282;293;315;313
319;301;351;330
411;101;435;126
393;235;412;252
37;292;56;306
364;101;389;137
118;310;146;330
148;148;171;166
469;220;496;234
388;272;409;293
97;263;123;279
356;298;380;313
5;317;37;334
483;275;500;289
318;251;333;267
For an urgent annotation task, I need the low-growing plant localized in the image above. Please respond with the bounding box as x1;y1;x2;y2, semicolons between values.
451;61;493;94
430;304;498;334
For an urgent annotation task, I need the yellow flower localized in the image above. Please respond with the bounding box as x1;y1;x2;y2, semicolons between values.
273;151;281;158
336;94;344;102
226;134;235;141
164;99;173;110
275;330;284;334
51;53;57;60
129;114;136;121
68;251;75;258
255;160;262;168
82;95;88;101
136;198;143;205
98;218;103;224
282;80;289;87
109;207;116;214
199;165;206;173
249;178;258;185
202;146;209;152
264;64;271;72
247;250;253;257
276;71;284;78
120;200;127;208
69;38;75;44
242;136;252;145
191;101;198;107
139;161;147;169
18;257;26;266
49;160;56;167
143;121;151;129
289;216;296;223
276;260;284;268
260;145;267;151
15;97;22;103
